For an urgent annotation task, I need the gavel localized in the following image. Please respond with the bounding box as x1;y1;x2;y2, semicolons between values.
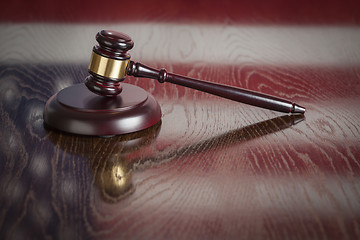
44;30;305;136
85;30;305;114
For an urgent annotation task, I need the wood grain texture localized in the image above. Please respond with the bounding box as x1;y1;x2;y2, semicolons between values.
1;15;360;240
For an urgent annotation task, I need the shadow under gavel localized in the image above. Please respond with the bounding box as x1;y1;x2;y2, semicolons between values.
47;114;304;203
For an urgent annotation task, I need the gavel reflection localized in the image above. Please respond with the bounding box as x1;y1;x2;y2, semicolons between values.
48;114;303;202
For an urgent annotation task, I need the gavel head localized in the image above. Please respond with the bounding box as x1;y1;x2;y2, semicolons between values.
86;30;134;97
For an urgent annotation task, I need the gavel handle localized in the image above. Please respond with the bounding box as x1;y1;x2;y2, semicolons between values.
127;61;305;114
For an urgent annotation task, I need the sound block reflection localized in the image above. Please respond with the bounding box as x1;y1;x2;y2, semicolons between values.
46;120;161;202
44;83;162;136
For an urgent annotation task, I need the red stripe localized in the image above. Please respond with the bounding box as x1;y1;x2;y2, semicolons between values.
2;0;360;24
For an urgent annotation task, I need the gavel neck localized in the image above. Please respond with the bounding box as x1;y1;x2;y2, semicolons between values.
127;61;168;83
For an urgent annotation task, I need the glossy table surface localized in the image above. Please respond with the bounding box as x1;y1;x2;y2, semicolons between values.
1;1;360;239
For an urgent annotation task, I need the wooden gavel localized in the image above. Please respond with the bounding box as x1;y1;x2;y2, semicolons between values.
85;30;305;114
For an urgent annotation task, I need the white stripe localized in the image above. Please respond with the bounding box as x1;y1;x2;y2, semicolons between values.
1;23;360;66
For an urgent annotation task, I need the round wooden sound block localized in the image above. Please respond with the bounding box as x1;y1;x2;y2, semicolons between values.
44;83;162;136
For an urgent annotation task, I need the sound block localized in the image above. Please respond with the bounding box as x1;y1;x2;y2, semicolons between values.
44;83;162;136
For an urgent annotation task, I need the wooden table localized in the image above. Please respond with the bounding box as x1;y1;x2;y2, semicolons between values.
1;1;360;239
